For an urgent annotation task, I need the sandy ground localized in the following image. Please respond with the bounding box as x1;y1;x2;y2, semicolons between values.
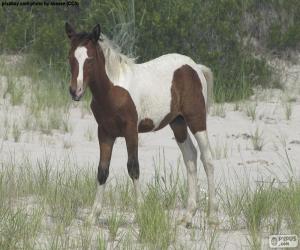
0;56;300;249
1;63;299;188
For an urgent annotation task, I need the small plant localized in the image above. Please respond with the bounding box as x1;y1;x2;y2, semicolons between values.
23;112;33;130
107;210;124;241
12;122;22;142
153;152;180;209
284;102;292;120
202;226;219;250
2;127;9;141
243;184;276;250
234;101;241;111
62;113;71;133
212;103;226;118
6;76;24;106
220;186;244;230
251;128;265;151
212;137;228;160
63;138;73;149
245;102;257;121
48;109;62;131
116;180;134;210
81;96;92;118
84;126;95;142
97;234;108;250
136;186;174;249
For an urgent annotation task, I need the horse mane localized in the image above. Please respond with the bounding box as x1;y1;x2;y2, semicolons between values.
99;35;135;82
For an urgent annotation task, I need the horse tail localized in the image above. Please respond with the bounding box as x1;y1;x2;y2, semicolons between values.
198;64;214;113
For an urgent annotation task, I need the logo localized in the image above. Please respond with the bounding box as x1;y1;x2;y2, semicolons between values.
269;235;298;248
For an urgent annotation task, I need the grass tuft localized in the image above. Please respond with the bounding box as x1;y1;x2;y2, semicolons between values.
107;210;124;241
245;102;257;121
136;186;174;249
251;128;265;151
284;102;292;120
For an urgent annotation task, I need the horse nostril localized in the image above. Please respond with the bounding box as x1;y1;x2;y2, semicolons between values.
69;87;76;96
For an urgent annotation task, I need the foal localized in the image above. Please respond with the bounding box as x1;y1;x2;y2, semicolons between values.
65;23;218;226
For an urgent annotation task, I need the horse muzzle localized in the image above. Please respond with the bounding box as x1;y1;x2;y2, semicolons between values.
69;86;84;101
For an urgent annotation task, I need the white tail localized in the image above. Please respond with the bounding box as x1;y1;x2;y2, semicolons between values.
198;64;214;113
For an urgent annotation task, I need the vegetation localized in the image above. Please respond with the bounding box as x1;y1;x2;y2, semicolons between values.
1;0;299;102
0;2;299;249
0;149;299;249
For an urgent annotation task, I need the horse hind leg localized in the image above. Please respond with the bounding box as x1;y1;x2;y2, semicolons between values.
184;114;218;225
170;116;198;227
194;130;218;225
184;111;218;225
178;65;218;225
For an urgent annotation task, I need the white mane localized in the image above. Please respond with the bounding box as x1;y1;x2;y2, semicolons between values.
99;35;135;83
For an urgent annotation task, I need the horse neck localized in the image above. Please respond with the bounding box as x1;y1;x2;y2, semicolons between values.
89;48;113;104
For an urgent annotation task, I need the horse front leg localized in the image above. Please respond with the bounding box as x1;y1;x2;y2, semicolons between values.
124;123;142;205
87;126;115;225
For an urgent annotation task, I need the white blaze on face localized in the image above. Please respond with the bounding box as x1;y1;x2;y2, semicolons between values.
74;46;88;96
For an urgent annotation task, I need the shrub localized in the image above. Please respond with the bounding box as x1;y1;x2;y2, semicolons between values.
1;0;298;102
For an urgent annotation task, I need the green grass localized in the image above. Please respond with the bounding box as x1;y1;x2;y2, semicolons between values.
0;56;73;136
84;126;95;142
250;128;265;151
211;103;226;118
12;122;22;142
5;75;24;106
107;210;124;241
1;147;300;249
212;137;229;160
0;155;178;249
220;179;300;249
244;102;257;121
136;185;175;249
284;102;292;120
0;207;43;250
0;158;97;249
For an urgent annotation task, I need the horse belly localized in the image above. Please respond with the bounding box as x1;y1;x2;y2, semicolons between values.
135;82;173;131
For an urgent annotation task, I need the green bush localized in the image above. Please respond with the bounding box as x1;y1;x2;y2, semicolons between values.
268;23;300;51
0;0;298;102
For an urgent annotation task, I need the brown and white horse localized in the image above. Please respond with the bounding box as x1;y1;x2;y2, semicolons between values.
65;23;218;226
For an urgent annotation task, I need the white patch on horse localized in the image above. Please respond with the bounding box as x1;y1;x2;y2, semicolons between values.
177;134;197;223
99;36;212;129
74;46;88;95
133;179;142;204
88;184;105;224
194;130;218;224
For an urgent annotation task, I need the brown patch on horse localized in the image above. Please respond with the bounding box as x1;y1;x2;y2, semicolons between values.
156;64;207;138
169;116;188;143
90;86;138;138
138;118;155;133
171;64;207;134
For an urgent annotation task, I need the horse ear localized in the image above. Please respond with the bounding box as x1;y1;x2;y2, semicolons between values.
65;22;76;39
91;24;101;42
